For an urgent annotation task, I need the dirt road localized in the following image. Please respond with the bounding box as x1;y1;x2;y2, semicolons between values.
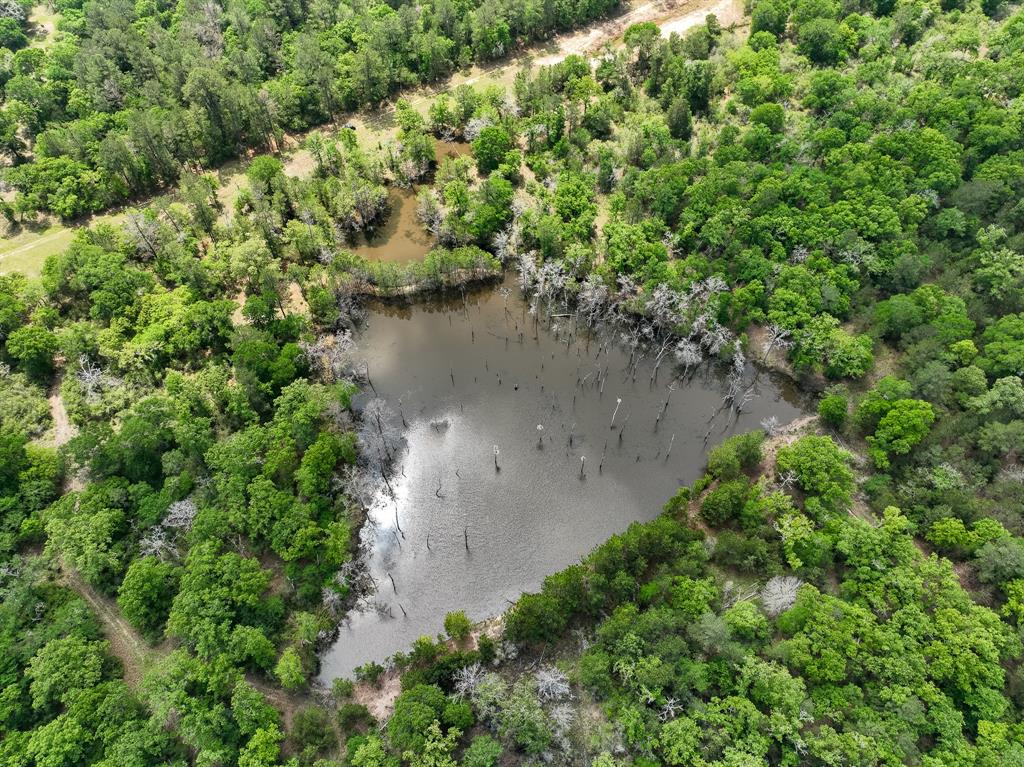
3;0;747;273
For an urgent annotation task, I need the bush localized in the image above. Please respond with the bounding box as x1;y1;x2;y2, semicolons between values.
338;702;374;732
700;479;751;527
775;436;854;516
274;647;306;691
706;432;764;479
818;392;849;428
290;707;335;759
706;442;741;480
117;556;180;639
355;661;385;686
477;634;497;664
711;530;782;574
388;684;447;752
332;678;355;700
505;592;568;644
444;610;472;642
462;735;503;767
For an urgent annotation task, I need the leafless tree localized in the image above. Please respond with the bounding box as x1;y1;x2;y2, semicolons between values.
550;703;576;740
76;355;120;401
194;0;224;58
535;666;572;702
659;697;682;722
760;575;804;617
761;415;780;436
300;331;357;382
463;116;493;141
125;213;162;260
777;470;798;490
453;662;485;699
164;498;198;529
761;324;792;362
0;0;26;20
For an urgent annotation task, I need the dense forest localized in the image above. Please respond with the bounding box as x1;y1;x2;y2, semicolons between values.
2;0;1024;763
0;0;620;218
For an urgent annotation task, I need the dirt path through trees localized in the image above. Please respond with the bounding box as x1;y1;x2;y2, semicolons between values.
2;0;750;277
63;566;156;687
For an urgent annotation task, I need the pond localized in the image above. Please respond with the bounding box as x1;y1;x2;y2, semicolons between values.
346;188;434;263
346;140;471;263
317;277;807;680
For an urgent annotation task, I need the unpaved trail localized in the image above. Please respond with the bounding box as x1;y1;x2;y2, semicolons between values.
6;0;749;259
45;371;85;491
535;0;743;66
233;0;746;207
63;567;156;687
62;561;330;741
47;374;76;447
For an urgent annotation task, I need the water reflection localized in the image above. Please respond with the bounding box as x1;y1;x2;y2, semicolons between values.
318;279;806;679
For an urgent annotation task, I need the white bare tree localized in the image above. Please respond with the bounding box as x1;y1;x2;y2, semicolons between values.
535;666;571;702
0;0;27;20
463;116;493;141
761;324;792;361
163;498;198;530
760;575;804;617
300;331;356;382
453;662;485;699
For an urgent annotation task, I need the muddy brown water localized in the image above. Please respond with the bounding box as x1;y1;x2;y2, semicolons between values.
318;277;807;680
347;188;434;263
346;142;470;263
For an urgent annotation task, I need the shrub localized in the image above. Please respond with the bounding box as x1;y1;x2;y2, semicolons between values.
505;592;568;644
338;702;374;732
707;432;764;480
775;436;854;516
444;610;472;642
290;707;335;759
355;661;385;686
467;640;491;673
332;678;355;700
818;392;849;429
274;647;306;691
700;479;751;527
462;735;503;767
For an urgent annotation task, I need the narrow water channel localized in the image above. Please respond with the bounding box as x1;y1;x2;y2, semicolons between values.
318;277;807;680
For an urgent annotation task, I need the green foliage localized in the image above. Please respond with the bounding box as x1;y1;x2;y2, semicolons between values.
462;735;503;767
5;325;57;380
117;557;180;639
775;436;854;516
706;431;764;480
443;611;472;642
472;126;513;175
388;684;449;753
818;391;848;428
274;647;306;691
4;0;1024;762
866;398;935;469
700;479;751;526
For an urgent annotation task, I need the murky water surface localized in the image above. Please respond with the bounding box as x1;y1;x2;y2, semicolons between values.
318;278;806;680
346;141;471;263
346;188;434;263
